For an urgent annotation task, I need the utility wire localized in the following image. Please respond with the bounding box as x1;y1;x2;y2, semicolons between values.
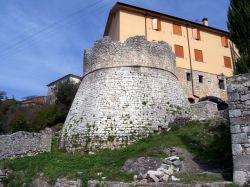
0;1;113;60
0;0;104;57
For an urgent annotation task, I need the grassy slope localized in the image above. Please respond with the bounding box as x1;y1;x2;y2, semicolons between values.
0;120;233;186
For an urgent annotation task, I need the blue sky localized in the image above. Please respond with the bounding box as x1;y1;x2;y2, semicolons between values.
0;0;230;100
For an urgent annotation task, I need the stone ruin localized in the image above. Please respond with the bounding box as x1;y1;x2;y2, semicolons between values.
227;73;250;185
59;36;192;152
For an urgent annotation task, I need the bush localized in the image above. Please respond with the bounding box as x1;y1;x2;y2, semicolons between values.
8;111;30;133
55;80;79;123
235;57;249;74
12;119;30;133
27;104;57;132
0;102;58;133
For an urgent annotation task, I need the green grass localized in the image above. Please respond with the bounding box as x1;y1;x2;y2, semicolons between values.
0;120;233;186
180;173;223;183
225;184;241;187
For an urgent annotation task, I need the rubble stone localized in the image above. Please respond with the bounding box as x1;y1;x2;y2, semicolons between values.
0;128;52;160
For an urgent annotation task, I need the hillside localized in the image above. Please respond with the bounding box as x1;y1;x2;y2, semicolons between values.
0;120;235;186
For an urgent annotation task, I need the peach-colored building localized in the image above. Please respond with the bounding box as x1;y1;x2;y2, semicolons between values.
104;2;238;103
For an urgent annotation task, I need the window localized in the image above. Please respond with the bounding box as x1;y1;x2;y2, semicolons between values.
219;79;225;90
221;36;229;47
194;49;203;62
186;72;191;81
174;45;184;58
188;98;195;104
224;56;232;68
173;24;182;36
152;18;161;31
198;75;203;83
192;28;201;40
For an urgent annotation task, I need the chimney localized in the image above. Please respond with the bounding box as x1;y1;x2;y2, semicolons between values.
202;18;208;26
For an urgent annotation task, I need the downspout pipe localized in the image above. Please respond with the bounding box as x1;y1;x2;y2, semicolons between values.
145;13;147;40
186;25;200;99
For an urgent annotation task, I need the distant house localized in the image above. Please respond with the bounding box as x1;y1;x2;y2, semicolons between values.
47;74;81;104
21;96;47;107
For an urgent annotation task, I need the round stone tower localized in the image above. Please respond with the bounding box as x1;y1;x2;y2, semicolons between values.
59;36;192;152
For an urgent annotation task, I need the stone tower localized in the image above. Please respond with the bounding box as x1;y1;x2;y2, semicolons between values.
59;36;192;152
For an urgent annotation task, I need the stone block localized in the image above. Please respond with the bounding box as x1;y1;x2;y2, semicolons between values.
228;102;236;110
233;170;248;186
241;94;250;101
233;155;250;170
245;100;250;106
232;133;248;144
232;144;243;155
229;109;242;118
247;148;250;155
230;115;250;125
230;125;241;134
243;110;250;116
228;92;239;102
242;126;250;133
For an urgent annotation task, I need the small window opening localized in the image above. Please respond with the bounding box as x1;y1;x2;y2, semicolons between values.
219;79;225;90
198;75;203;83
188;98;195;104
186;73;191;81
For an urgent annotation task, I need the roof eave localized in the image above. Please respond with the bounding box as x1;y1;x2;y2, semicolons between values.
104;2;229;37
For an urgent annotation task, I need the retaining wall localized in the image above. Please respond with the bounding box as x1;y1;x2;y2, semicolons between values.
0;128;52;160
227;73;250;186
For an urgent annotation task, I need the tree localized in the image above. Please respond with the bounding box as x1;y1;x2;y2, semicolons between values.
0;91;6;101
228;0;250;73
55;80;80;122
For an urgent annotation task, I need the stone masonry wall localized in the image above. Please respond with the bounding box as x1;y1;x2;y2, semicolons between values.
60;36;192;152
0;128;52;160
227;74;250;185
176;68;227;101
191;101;218;120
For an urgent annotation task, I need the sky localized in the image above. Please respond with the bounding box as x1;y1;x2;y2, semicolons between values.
0;0;230;100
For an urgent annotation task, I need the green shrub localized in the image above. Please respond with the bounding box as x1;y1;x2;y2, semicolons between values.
235;57;249;74
28;104;57;132
55;80;79;123
12;119;30;132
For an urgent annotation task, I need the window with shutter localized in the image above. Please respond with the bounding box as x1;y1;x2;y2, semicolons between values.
157;19;161;31
152;18;161;31
194;49;203;62
173;24;182;36
174;45;184;58
221;36;229;47
224;56;232;68
192;28;201;40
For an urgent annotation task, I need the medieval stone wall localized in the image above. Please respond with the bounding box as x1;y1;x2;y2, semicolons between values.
191;101;218;120
0;128;52;160
60;36;192;152
227;73;250;186
176;68;227;101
